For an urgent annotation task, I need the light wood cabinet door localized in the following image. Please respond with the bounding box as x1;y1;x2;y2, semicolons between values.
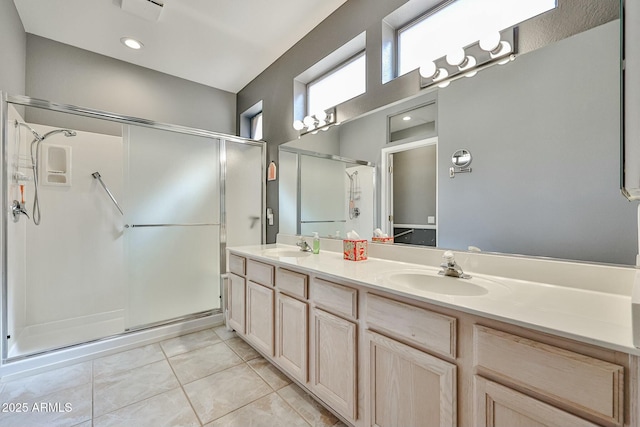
366;331;456;427
311;308;357;423
227;273;246;334
275;293;308;383
246;280;274;356
474;376;601;427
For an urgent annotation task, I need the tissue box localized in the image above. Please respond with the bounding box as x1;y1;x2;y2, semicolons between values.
343;239;368;261
372;236;394;244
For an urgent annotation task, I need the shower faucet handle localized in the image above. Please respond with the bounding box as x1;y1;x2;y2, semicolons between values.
11;200;29;223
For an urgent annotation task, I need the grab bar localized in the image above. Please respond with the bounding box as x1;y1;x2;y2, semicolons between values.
92;172;124;215
124;223;219;228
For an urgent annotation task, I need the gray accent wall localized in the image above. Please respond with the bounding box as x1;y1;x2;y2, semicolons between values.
25;35;236;135
238;0;619;243
0;0;26;96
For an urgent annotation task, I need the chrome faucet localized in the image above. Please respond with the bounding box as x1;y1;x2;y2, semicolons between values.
296;237;312;252
439;251;471;279
11;200;29;223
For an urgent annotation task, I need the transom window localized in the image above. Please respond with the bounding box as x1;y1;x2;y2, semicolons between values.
307;52;366;114
397;0;557;76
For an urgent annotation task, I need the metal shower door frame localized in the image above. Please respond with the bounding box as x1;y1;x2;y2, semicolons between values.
0;92;266;363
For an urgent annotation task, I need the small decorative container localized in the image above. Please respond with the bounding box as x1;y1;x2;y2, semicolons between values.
372;236;394;244
343;239;368;261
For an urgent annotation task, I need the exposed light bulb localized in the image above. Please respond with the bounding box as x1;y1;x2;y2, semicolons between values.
438;81;451;88
459;55;476;71
303;116;315;127
446;48;466;67
315;110;328;121
419;62;437;79
293;120;304;131
433;67;449;82
479;32;501;52
490;41;512;59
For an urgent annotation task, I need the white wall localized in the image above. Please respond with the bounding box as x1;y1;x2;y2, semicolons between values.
22;124;125;327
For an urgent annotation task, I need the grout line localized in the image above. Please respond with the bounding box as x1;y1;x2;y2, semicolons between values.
161;339;205;426
276;389;314;427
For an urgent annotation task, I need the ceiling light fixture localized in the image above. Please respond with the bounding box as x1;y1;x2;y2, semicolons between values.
402;116;412;121
121;37;144;50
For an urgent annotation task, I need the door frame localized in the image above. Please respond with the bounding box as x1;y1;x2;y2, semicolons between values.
380;136;438;240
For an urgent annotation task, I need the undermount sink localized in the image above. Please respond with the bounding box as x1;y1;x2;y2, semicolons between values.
380;270;501;296
262;248;311;258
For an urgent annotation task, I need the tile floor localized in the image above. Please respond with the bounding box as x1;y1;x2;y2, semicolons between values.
0;325;347;427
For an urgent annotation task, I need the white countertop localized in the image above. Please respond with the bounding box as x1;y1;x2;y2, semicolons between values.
228;243;639;356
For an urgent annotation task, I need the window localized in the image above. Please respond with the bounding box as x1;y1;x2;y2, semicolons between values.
239;100;263;140
397;0;556;76
307;52;366;114
293;32;366;125
250;112;263;140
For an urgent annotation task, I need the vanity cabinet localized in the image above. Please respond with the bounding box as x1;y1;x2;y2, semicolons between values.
364;293;457;427
474;376;600;427
226;273;246;334
366;330;456;427
473;325;625;427
226;250;639;427
275;268;309;383
245;259;275;356
309;277;359;423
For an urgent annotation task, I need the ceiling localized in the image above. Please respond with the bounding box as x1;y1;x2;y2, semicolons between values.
13;0;348;93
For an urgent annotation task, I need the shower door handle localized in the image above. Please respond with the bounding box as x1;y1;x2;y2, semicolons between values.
124;223;219;228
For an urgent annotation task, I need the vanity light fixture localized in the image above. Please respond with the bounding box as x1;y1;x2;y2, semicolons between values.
293;108;337;135
419;28;515;90
121;37;144;50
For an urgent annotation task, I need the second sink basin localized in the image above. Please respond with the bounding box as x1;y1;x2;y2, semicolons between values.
380;269;504;296
262;248;311;258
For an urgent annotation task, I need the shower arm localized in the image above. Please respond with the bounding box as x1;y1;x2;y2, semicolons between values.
92;172;124;215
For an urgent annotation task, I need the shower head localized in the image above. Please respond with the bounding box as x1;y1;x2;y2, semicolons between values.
15;120;43;141
41;129;77;139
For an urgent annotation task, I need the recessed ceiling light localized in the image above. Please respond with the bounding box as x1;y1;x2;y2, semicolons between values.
120;37;144;50
402;116;412;121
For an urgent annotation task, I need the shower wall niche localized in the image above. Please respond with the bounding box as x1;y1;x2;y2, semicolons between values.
2;97;265;365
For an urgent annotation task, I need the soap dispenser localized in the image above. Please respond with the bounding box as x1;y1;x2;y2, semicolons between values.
313;232;320;254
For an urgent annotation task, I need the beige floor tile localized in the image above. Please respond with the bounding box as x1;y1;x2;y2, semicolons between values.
278;384;340;427
161;328;222;357
71;421;93;427
183;363;272;424
213;325;237;341
93;388;199;427
205;392;309;427
225;337;260;361
0;361;92;402
0;382;92;427
169;342;243;384
93;359;179;417
246;357;291;391
93;343;165;379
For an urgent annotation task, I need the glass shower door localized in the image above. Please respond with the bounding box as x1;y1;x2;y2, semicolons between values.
123;125;221;330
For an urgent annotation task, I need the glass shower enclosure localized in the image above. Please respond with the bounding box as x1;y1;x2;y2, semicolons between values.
1;94;265;364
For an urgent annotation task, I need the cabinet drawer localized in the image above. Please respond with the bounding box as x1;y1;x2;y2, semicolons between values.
228;254;246;276
474;325;624;426
311;278;357;320
247;259;275;287
277;268;308;299
366;293;456;359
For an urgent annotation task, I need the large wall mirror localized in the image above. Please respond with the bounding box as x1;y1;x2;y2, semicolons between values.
280;14;638;266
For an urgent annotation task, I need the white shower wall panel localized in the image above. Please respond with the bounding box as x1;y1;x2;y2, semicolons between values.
7;105;28;346
24;126;124;327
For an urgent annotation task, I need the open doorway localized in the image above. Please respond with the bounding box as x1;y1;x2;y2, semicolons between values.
381;137;438;246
